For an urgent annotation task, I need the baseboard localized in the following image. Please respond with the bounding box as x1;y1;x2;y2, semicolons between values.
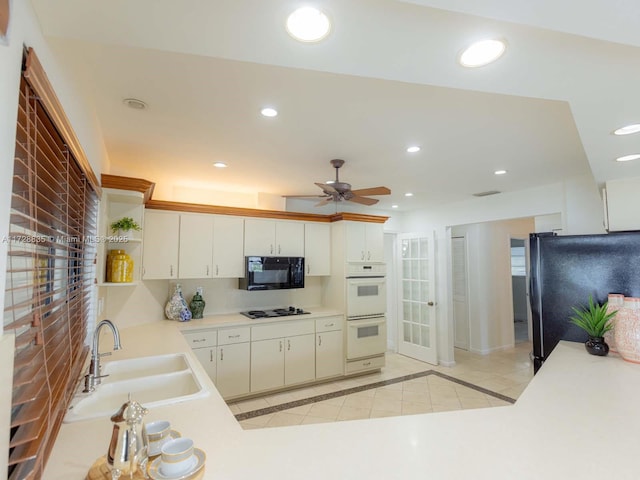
470;343;514;355
438;359;456;367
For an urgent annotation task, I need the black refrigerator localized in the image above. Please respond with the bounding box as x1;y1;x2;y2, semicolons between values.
529;231;640;373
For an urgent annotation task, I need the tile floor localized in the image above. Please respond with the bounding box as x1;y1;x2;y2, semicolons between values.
228;342;533;429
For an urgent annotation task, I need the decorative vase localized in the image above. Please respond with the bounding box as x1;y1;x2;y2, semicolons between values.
110;250;133;283
614;297;640;363
585;336;609;356
116;229;131;240
165;284;192;322
189;287;206;319
603;293;624;353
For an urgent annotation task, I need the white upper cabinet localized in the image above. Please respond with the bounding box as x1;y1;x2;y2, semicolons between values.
605;177;640;232
178;214;244;279
244;219;304;257
179;213;214;279
304;222;331;276
212;216;245;278
345;221;384;263
143;210;180;279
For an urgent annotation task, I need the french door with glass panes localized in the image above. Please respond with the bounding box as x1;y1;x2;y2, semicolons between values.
397;233;437;364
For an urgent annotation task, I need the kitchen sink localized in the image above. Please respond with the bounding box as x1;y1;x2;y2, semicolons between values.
102;353;190;382
64;354;209;423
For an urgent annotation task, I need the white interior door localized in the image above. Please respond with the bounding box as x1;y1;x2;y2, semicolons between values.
452;236;470;350
397;233;437;365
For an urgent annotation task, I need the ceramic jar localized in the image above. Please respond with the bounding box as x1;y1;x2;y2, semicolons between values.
189;287;205;319
604;293;624;353
165;284;192;322
110;250;133;283
613;297;640;363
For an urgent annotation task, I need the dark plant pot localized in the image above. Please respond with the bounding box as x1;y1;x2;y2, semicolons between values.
585;336;609;356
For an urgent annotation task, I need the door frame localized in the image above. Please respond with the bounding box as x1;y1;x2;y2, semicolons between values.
451;234;471;351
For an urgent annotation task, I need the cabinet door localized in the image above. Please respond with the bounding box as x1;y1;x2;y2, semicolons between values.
345;222;367;262
365;223;384;262
179;214;214;279
192;347;217;383
304;222;330;276
143;210;180;279
212;216;244;278
244;219;276;256
284;334;315;385
275;221;304;257
316;330;344;379
216;343;250;398
250;338;284;392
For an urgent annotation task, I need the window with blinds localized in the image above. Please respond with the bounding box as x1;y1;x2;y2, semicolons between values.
4;50;99;479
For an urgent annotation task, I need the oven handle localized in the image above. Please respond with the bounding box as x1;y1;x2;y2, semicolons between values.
348;320;385;328
346;276;386;280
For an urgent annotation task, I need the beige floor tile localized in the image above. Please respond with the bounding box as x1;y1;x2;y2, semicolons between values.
285;403;314;415
266;412;306;427
263;392;296;406
227;404;242;414
240;413;275;427
337;406;371;421
432;403;463;413
307;402;342;419
402;381;431;393
370;410;398;419
401;390;431;405
343;394;375;410
232;397;271;413
376;382;404;391
459;397;491;409
301;415;335;425
318;395;346;407
374;388;403;401
401;402;433;415
371;397;403;413
347;388;376;398
239;422;262;430
486;396;513;407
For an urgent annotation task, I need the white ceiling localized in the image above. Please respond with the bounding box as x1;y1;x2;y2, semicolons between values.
31;0;640;212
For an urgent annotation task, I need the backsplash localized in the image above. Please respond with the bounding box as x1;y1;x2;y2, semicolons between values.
101;277;326;329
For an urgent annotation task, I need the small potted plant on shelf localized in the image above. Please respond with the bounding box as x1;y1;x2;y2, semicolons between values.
110;217;141;239
569;295;617;356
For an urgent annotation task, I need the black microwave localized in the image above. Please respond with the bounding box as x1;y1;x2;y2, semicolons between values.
239;256;305;291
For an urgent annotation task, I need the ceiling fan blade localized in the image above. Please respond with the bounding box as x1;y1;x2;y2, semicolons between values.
315;182;338;194
348;195;379;206
350;186;391;196
315;197;335;207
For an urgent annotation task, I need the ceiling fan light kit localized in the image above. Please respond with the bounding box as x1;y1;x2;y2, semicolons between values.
283;159;391;207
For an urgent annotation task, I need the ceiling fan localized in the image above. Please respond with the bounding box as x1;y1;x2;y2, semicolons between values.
283;159;391;207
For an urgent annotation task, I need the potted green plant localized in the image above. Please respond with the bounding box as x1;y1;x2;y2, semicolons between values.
569;295;617;356
110;217;141;239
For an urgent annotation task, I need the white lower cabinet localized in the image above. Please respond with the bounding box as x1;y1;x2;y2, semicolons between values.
217;342;250;398
250;320;315;393
315;316;344;379
191;346;217;383
184;315;348;400
216;326;250;398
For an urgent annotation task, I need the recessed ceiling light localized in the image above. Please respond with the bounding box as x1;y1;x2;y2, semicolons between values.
613;124;640;136
213;162;227;168
494;169;507;175
616;154;640;162
123;98;147;110
260;107;278;117
406;146;421;153
459;39;506;68
405;192;414;197
286;7;331;43
391;205;399;209
326;180;335;184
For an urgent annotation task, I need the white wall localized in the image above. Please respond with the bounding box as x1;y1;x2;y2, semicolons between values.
397;175;604;364
451;218;535;354
103;277;326;329
0;3;108;476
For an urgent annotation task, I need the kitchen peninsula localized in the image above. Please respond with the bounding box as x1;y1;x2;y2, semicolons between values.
44;321;640;479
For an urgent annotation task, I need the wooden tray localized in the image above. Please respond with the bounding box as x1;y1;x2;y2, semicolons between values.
86;455;205;480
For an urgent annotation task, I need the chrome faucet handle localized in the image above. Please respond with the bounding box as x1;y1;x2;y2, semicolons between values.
99;351;113;358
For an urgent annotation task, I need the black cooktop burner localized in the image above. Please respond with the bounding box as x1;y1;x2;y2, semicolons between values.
241;307;310;319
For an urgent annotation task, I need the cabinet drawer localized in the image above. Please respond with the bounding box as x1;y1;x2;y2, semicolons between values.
252;320;315;341
183;329;217;348
345;355;385;374
315;316;343;333
218;327;250;345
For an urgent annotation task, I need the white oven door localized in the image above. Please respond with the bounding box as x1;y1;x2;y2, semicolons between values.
346;316;387;360
346;277;386;317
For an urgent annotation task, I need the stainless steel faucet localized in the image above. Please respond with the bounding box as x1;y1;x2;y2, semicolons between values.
83;319;122;393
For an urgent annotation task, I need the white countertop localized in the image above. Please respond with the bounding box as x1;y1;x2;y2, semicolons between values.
178;308;344;330
44;321;640;479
